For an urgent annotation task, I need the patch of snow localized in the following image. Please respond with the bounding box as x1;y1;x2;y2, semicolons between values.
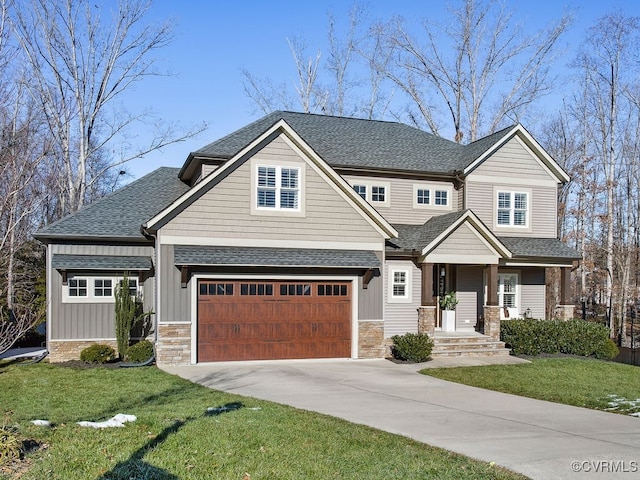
31;420;51;427
77;413;136;429
630;412;640;417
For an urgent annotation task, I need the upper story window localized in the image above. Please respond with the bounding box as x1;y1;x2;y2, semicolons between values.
257;165;300;210
349;180;390;207
497;191;528;227
413;183;453;210
353;184;367;199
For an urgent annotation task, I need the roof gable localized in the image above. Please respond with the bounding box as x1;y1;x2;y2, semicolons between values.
146;119;398;239
462;124;570;183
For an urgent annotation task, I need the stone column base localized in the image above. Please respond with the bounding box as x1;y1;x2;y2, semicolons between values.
358;321;385;358
156;323;191;365
417;306;437;337
483;306;501;340
554;305;576;321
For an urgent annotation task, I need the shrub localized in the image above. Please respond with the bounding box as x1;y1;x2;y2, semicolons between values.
391;333;434;363
80;343;116;364
126;340;154;363
0;426;21;466
500;319;615;358
595;338;620;360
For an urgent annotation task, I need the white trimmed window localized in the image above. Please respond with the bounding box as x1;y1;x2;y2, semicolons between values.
349;180;390;206
257;165;300;211
413;184;452;209
497;191;528;227
353;184;367;199
63;276;140;303
389;268;411;303
498;273;519;319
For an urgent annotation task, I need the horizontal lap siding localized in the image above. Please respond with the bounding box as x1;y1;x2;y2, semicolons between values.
431;224;494;256
50;244;154;340
474;137;555;180
466;136;558;238
465;181;557;238
162;136;380;242
343;175;459;225
384;260;421;337
521;268;545;319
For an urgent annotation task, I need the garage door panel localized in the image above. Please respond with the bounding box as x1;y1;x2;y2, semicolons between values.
197;280;352;362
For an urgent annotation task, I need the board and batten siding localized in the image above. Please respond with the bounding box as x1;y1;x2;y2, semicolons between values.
465;136;559;238
358;251;384;321
161;135;382;243
520;267;545;319
456;266;483;330
342;175;459;225
383;260;421;337
49;243;154;340
159;244;191;324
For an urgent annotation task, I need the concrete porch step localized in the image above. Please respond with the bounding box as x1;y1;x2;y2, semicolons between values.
431;347;512;358
431;334;512;358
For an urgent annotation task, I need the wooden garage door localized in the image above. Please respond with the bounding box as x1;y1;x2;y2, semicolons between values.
197;280;352;362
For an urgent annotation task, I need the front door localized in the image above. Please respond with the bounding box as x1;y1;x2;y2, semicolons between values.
498;273;519;319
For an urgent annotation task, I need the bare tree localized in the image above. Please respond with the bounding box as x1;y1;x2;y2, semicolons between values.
10;0;205;216
375;0;572;142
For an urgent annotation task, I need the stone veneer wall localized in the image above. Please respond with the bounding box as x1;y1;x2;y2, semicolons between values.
156;323;191;365
358;321;385;358
483;306;501;340
48;340;118;363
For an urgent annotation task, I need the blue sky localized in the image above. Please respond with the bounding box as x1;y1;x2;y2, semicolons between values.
120;0;640;179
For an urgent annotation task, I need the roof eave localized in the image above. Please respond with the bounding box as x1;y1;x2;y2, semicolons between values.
34;234;152;244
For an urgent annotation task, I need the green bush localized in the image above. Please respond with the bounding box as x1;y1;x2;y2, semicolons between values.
500;319;615;358
126;340;154;363
595;338;620;360
0;426;21;466
391;333;434;363
80;343;116;364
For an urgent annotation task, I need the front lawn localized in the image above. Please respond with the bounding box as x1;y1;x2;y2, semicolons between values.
0;364;525;480
422;357;640;415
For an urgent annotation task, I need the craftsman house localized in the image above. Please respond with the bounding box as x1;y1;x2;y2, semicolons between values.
35;111;579;364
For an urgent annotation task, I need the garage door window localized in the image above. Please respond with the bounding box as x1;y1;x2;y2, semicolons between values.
280;284;312;296
318;284;348;296
240;283;274;296
199;283;234;296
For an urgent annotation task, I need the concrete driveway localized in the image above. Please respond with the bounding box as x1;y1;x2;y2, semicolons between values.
163;359;640;480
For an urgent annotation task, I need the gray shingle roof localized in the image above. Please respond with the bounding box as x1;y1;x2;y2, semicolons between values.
174;245;380;268
36;167;188;241
387;211;468;252
191;111;474;174
498;237;580;260
52;254;153;270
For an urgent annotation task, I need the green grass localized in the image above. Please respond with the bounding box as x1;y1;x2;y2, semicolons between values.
422;357;640;414
0;364;526;480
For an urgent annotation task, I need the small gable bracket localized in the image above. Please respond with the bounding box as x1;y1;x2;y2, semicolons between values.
362;268;376;289
180;266;191;288
60;270;68;286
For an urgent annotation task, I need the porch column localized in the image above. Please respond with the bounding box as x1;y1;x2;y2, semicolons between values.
483;264;501;340
555;267;575;321
418;263;436;336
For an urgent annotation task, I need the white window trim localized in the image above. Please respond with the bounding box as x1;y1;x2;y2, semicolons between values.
494;187;532;231
251;158;306;217
388;267;412;303
62;275;140;304
348;180;390;207
412;183;453;210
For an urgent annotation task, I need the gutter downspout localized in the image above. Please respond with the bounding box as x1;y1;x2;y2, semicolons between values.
140;225;159;348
